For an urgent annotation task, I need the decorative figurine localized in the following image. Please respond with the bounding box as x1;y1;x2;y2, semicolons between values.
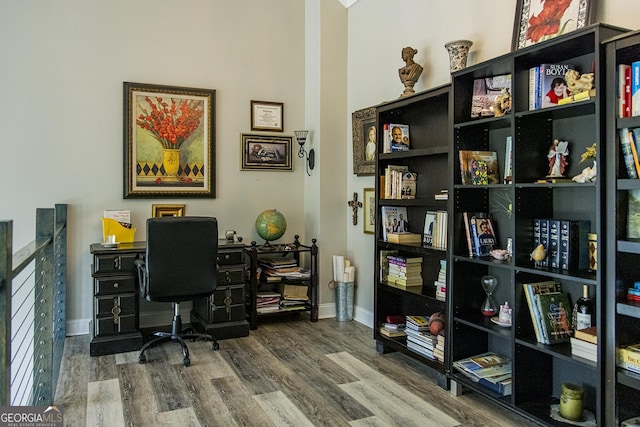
530;243;547;264
564;69;594;94
490;248;511;260
491;88;512;117
547;139;569;177
398;46;423;98
498;302;512;325
572;143;597;183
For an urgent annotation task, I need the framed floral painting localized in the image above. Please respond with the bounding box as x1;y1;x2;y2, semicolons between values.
512;0;595;51
123;82;216;198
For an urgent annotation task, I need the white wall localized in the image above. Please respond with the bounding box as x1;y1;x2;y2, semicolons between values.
0;0;311;334
345;0;640;327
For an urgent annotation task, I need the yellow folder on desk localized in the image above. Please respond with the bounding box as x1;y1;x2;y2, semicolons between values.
101;218;136;243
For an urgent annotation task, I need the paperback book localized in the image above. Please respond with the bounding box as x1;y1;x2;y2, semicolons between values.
383;123;410;152
522;280;562;344
535;292;573;344
462;212;496;257
470;74;511;118
538;63;575;108
381;206;408;241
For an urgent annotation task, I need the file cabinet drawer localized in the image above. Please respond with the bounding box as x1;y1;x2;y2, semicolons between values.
94;276;136;295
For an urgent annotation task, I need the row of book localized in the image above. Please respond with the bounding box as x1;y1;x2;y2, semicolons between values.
381;123;410;153
258;256;311;281
533;218;590;270
452;351;512;396
423;210;448;250
381;165;416;200
462;212;497;258
618;62;640;118
529;63;595;110
619;127;640;179
522;280;573;345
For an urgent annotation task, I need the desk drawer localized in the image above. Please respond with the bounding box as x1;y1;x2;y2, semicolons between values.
94;276;136;295
217;250;243;266
218;267;244;285
94;253;139;274
94;294;138;336
193;285;245;323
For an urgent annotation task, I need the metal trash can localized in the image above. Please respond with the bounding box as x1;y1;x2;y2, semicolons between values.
335;281;354;321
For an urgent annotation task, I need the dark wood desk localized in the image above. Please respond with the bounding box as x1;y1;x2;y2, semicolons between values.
89;240;249;356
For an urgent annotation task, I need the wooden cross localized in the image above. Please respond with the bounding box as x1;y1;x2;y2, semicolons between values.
347;192;362;226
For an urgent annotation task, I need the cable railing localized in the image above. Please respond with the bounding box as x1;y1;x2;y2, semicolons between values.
0;204;67;405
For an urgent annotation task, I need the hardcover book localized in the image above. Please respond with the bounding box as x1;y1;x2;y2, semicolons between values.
469;214;496;257
386;123;410;152
381;206;408;241
538;63;575;108
523;280;562;344
559;219;590;271
535;292;573;344
423;211;437;246
401;172;417;199
458;150;500;185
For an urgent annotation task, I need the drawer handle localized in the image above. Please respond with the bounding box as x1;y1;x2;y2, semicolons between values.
225;254;231;261
113;257;121;270
225;271;231;282
112;298;121;324
113;282;119;288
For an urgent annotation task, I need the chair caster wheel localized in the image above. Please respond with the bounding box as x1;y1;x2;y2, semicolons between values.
183;357;190;367
212;342;220;351
138;354;146;364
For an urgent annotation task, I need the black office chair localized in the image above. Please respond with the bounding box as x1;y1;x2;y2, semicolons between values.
136;216;220;367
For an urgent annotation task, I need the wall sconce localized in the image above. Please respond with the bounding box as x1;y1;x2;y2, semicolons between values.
294;130;314;175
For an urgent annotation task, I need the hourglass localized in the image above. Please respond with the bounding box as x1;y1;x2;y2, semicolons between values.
481;275;498;317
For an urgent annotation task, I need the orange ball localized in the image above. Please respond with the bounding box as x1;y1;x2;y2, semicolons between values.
429;312;445;335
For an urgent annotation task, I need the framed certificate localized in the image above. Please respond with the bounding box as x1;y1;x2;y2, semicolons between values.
251;100;283;132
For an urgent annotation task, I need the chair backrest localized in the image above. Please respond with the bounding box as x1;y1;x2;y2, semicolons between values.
143;216;218;302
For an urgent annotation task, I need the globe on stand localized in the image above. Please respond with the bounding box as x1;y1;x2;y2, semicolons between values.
255;209;287;249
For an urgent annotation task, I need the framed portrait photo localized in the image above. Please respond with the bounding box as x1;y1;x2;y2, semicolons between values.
251;100;283;132
123;82;216;198
363;188;375;234
352;106;377;176
512;0;595;51
241;133;292;171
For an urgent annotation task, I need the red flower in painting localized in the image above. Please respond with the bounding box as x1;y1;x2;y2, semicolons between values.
136;96;204;149
526;0;573;43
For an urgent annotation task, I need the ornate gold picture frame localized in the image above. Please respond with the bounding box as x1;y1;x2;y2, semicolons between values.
352;106;376;176
151;204;186;218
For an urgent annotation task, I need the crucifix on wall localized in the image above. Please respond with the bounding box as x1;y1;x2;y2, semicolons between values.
347;192;362;226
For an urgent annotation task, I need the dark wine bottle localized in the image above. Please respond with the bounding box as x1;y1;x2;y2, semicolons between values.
572;284;593;331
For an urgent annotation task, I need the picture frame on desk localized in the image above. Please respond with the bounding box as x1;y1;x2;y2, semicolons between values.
250;100;283;132
151;204;185;218
123;82;216;199
351;106;377;176
363;187;375;234
240;133;293;171
512;0;595;51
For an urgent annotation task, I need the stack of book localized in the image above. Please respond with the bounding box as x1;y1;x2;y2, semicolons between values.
386;255;423;288
256;291;281;313
453;351;512;396
259;256;310;280
386;232;422;244
435;259;446;302
433;332;445;363
627;281;640;305
405;315;430;332
406;327;438;360
379;317;406;339
278;284;309;311
570;326;597;362
617;343;640;375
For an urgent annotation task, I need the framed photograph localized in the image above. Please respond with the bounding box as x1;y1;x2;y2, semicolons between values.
363;188;375;234
241;133;292;171
251;100;283;132
124;82;216;198
352;106;377;176
512;0;595;50
151;204;185;217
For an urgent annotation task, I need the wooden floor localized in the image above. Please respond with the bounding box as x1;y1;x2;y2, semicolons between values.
54;318;539;426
